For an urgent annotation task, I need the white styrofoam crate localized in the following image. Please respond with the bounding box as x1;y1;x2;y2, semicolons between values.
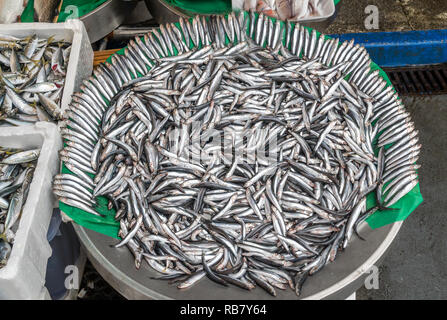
0;19;93;114
0;122;63;299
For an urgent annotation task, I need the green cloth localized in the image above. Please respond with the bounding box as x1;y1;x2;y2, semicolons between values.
164;0;231;15
59;164;120;239
20;0;35;22
60;11;422;239
21;0;108;22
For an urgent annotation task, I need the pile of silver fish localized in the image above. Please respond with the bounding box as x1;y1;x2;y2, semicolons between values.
54;12;420;296
0;34;70;126
0;146;39;267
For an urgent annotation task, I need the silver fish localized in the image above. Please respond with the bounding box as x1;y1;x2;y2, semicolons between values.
0;145;38;268
0;34;69;125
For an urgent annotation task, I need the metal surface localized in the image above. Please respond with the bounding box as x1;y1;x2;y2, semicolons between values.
80;0;138;43
73;221;402;300
331;29;447;68
383;64;447;95
144;0;340;31
111;26;157;41
144;0;188;24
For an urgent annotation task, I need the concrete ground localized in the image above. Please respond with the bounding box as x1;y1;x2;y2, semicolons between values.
356;95;447;300
326;0;447;34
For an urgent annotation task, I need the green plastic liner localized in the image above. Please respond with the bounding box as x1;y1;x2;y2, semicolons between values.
59;165;121;238
164;0;231;14
20;0;36;22
21;0;108;23
60;12;422;239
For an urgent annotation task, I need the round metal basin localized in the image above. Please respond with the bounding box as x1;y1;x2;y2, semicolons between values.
144;0;189;24
73;220;402;300
80;0;138;43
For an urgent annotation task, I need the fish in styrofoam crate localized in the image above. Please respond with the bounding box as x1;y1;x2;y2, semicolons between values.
0;146;40;267
0;19;93;127
0;122;62;299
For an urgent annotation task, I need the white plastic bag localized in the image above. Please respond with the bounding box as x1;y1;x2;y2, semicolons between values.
0;0;28;24
232;0;331;21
